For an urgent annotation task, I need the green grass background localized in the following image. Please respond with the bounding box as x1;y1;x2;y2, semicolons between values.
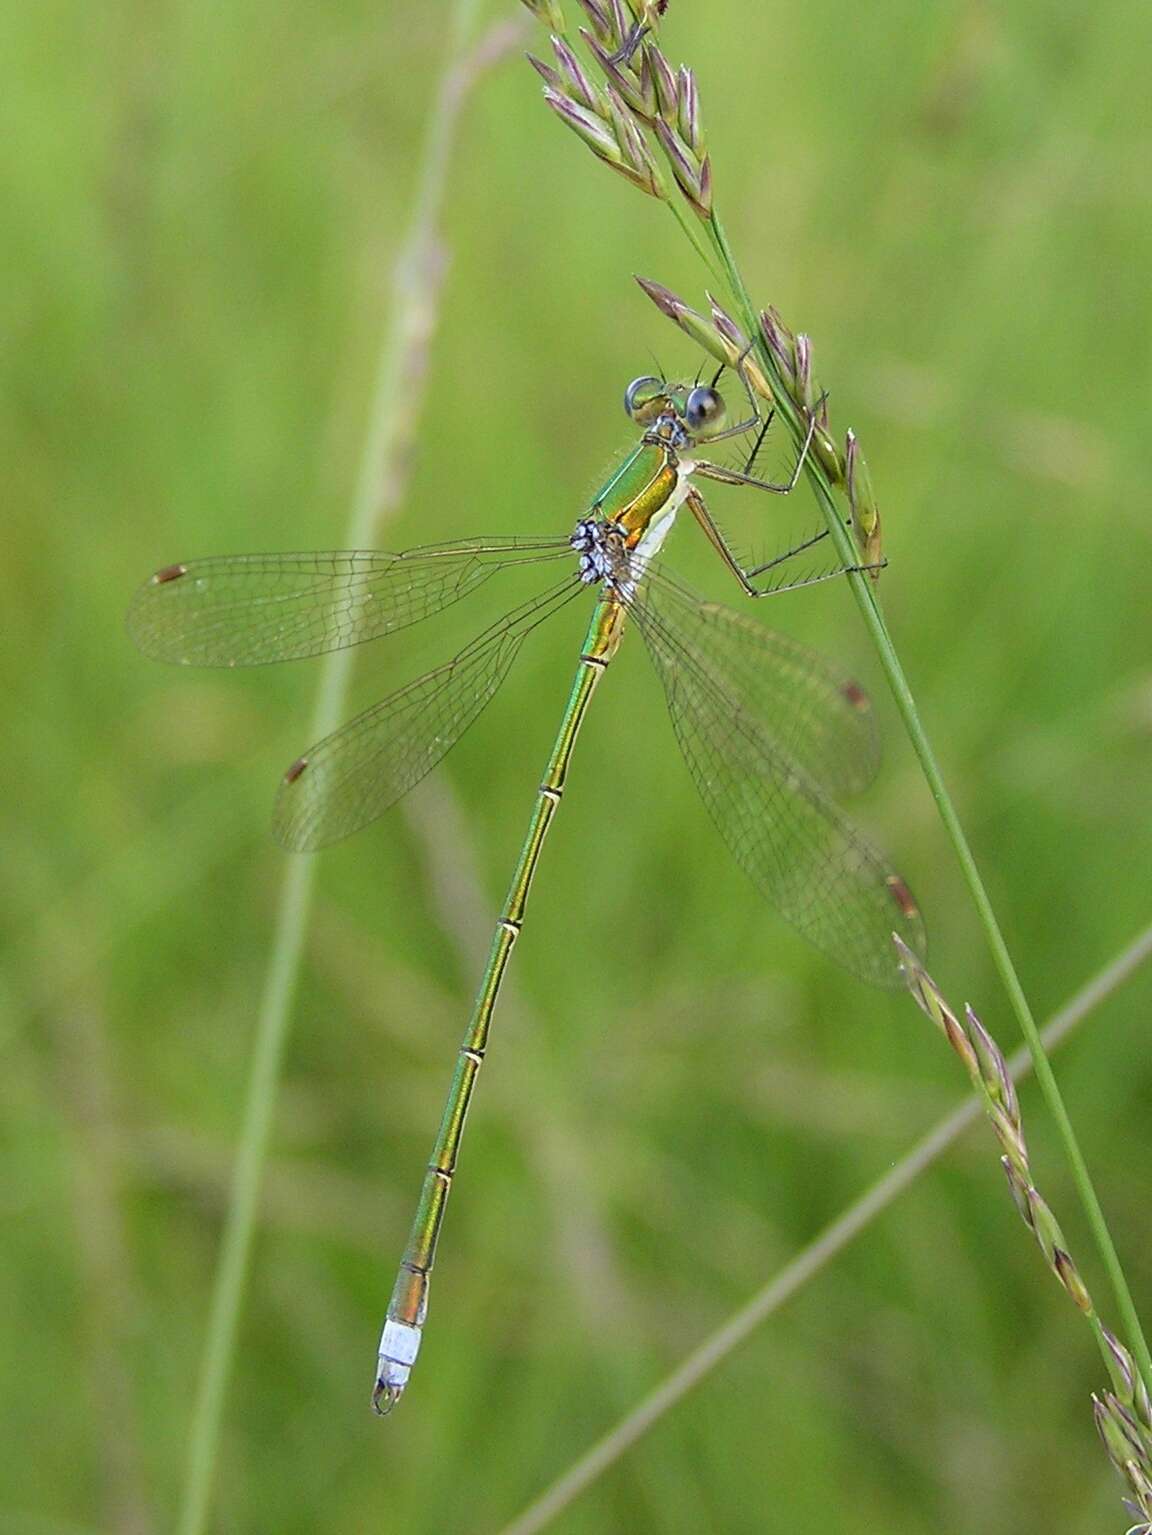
4;0;1152;1530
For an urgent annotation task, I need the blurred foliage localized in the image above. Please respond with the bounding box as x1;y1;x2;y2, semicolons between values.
3;0;1152;1530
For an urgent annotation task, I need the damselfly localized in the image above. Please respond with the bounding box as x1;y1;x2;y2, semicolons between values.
128;370;925;1413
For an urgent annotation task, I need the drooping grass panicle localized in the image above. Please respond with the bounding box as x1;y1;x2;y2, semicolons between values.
522;1;726;273
895;937;1152;1533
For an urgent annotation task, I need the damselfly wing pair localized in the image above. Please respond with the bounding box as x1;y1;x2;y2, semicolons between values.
128;371;924;1412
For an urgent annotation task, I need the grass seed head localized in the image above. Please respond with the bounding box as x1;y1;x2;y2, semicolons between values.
794;333;814;409
1000;1155;1035;1227
988;1105;1027;1177
607;0;632;38
635;277;732;367
705;292;744;350
759;306;797;388
551;34;602;112
578;0;632;52
1097;1394;1138;1472
1051;1246;1094;1313
896;938;982;1076
542;84;666;198
1107;1395;1152;1469
706;295;774;401
520;0;567;31
645;42;677;118
543;87;618;160
527;52;565;93
574;0;613;41
603;86;665;195
1104;1329;1139;1405
676;65;700;144
583;29;657;118
1128;1459;1152;1510
653;117;712;218
812;424;845;484
1024;1184;1074;1277
964;1005;1019;1119
755;308;843;479
845;428;882;569
635;62;712;219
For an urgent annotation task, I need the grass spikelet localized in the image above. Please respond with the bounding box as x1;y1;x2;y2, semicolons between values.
896;937;1152;1531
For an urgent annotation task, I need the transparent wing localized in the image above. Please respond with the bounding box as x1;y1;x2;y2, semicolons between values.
630;579;925;989
127;537;573;667
274;577;582;852
643;569;881;797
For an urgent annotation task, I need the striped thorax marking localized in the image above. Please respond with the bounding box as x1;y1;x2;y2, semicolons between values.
569;460;693;602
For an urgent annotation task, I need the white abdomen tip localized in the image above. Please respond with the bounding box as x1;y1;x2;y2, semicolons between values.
372;1317;422;1415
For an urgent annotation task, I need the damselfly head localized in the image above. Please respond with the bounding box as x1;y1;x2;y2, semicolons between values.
625;374;729;446
684;384;726;437
624;375;669;425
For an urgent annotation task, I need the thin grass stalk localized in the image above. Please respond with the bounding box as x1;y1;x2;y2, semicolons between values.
55;1002;155;1534
175;5;488;1530
497;919;1152;1535
697;210;1152;1392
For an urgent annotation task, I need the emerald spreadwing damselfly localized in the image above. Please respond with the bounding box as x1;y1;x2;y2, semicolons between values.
128;367;925;1413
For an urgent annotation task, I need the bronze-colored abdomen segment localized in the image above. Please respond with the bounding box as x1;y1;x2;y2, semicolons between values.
583;599;627;665
594;441;678;544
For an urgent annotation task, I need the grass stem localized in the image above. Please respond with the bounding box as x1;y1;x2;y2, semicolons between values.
703;204;1152;1393
175;4;487;1528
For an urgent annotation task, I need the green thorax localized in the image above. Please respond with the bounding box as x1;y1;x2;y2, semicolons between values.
591;440;679;545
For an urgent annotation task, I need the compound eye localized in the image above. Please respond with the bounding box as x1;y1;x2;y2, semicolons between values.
685;385;725;435
624;375;666;422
